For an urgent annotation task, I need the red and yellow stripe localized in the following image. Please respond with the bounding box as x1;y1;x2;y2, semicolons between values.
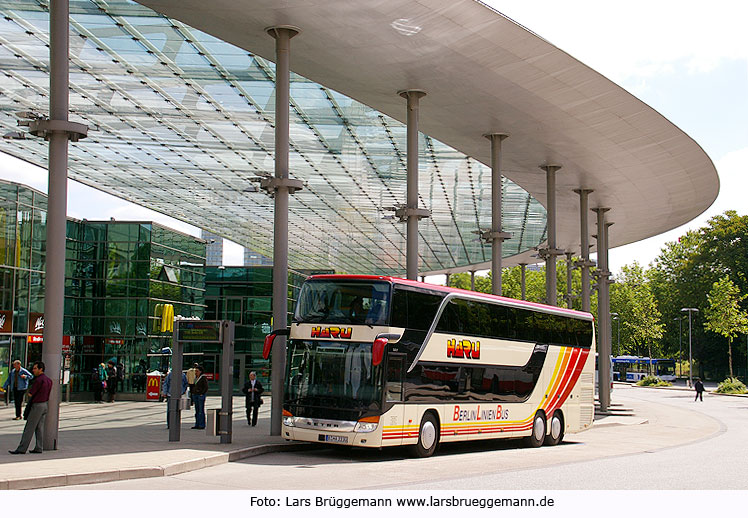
381;346;590;441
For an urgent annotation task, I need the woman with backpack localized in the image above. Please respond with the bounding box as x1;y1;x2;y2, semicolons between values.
91;362;106;403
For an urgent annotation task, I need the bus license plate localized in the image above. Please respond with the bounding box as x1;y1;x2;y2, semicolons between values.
320;434;348;444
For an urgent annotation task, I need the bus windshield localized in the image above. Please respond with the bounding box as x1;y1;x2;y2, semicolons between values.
294;280;391;325
285;340;383;420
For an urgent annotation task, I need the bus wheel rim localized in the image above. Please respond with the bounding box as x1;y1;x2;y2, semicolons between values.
551;415;561;439
534;416;545;441
421;421;436;449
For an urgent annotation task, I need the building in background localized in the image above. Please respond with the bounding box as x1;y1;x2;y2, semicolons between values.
204;266;305;390
201;230;223;267
0;180;321;399
0;180;207;398
243;248;272;267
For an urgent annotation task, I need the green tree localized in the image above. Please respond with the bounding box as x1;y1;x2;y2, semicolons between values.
611;263;664;359
703;275;748;378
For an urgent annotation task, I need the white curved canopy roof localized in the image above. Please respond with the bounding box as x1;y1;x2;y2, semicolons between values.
136;0;719;272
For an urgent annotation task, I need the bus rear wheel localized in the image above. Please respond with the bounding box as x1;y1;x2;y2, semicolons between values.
544;411;564;446
525;412;546;448
411;413;439;458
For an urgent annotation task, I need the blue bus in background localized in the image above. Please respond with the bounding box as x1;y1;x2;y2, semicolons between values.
612;356;676;382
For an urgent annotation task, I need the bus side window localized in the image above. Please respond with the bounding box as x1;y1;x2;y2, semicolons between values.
386;355;405;402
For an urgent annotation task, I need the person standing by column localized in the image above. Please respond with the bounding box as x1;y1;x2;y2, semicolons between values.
9;361;52;454
2;360;33;420
242;371;264;427
191;365;208;430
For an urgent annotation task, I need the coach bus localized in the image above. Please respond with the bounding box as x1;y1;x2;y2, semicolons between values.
612;356;676;382
264;275;595;457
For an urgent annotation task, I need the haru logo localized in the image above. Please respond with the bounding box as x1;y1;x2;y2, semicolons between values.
446;338;480;359
34;316;44;332
109;321;122;335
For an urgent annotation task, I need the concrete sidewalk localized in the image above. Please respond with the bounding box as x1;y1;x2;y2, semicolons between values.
0;396;309;490
0;387;700;490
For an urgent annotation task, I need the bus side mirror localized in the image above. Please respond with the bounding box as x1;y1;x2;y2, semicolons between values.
262;329;289;360
372;333;401;366
372;337;389;366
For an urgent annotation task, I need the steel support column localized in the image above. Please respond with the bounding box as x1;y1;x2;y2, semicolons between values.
574;189;594;313
519;263;527;300
593;207;611;412
41;0;86;450
483;134;511;295
470;271;475;291
540;165;562;305
266;25;301;436
398;90;427;280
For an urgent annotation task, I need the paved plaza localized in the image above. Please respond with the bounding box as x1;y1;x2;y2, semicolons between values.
0;396;306;489
0;382;734;490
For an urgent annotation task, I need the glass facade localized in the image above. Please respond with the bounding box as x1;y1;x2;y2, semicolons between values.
0;180;48;390
0;180;321;398
0;180;206;399
204;266;306;390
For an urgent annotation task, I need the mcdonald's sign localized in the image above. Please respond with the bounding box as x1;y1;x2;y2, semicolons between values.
153;304;174;333
146;373;162;401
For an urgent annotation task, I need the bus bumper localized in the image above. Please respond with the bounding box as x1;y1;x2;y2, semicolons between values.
282;423;381;447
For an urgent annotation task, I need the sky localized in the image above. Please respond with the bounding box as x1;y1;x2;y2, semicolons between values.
1;0;746;275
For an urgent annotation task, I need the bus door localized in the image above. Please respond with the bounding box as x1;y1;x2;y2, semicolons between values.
384;353;406;445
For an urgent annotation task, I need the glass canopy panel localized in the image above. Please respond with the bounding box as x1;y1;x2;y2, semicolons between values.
0;0;547;275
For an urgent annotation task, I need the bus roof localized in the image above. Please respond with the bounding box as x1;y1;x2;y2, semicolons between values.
305;274;594;321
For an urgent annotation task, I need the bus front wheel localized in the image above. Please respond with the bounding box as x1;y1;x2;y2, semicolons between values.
543;411;564;446
525;412;546;448
411;413;439;458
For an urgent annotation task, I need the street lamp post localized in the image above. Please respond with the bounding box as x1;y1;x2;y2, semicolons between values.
681;308;699;388
674;316;683;380
611;313;620;356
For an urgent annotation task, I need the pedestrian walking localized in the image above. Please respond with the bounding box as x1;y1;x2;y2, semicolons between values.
191;365;208;430
105;360;118;402
241;371;264;426
162;369;188;428
694;378;705;401
1;360;33;420
8;361;52;454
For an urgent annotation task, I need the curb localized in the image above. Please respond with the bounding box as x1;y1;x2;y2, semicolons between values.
0;442;318;490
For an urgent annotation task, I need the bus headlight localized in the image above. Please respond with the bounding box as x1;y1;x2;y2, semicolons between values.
282;409;294;427
354;416;379;433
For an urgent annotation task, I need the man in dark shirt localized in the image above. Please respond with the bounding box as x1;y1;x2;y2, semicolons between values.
9;361;53;454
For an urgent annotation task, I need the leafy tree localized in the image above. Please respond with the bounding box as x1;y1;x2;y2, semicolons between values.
648;211;748;378
610;263;664;359
703;275;748;378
